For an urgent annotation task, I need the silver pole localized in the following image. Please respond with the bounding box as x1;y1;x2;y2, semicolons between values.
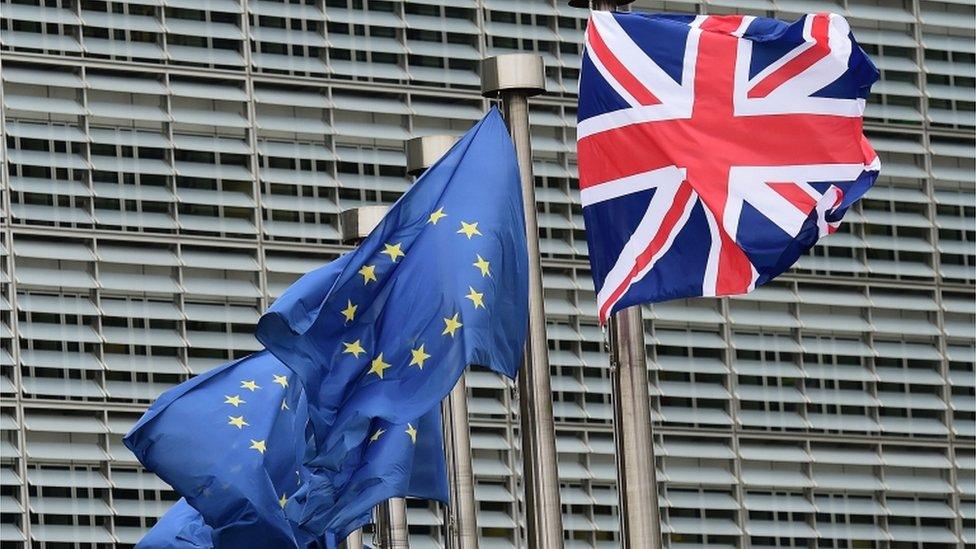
405;135;479;549
442;397;457;543
340;529;364;549
341;209;409;549
445;378;479;549
375;499;410;549
609;306;661;549
481;54;564;548
569;1;661;547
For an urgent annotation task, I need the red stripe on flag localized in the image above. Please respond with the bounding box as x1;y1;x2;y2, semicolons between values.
768;182;817;213
700;15;745;34
860;135;878;166
715;230;754;296
598;183;694;323
587;22;661;106
748;14;831;99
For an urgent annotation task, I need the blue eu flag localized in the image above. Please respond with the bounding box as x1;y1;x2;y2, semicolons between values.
255;108;528;534
257;106;526;436
126;351;311;547
125;351;447;548
125;108;526;546
137;499;211;548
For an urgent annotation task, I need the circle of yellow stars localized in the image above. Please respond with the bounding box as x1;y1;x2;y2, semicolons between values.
336;205;492;383
249;204;478;508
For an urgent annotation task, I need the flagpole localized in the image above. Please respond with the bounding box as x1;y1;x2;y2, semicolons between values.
405;135;480;549
375;499;410;549
340;529;363;549
340;206;410;549
481;54;564;548
444;375;478;549
607;306;661;549
568;1;662;548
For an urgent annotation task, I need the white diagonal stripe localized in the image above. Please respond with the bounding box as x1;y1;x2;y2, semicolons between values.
596;178;682;314
584;28;642;109
580;166;686;207
593;12;689;107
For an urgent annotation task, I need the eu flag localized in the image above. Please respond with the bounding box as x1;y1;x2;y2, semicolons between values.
125;351;447;548
137;499;211;548
125;108;526;546
255;107;528;534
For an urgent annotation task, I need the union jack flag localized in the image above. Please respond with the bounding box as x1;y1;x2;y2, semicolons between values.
577;11;881;324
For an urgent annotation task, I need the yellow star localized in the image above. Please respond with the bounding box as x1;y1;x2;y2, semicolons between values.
358;264;377;284
409;344;431;370
457;221;482;239
241;380;260;392
473;254;491;277
428;207;448;225
228;415;249;429
405;423;417;444
272;374;288;388
224;395;245;407
442;313;463;337
369;428;386;443
341;299;358;323
279;493;288;509
343;340;366;358
381;242;405;263
249;439;267;454
368;353;392;379
465;286;485;309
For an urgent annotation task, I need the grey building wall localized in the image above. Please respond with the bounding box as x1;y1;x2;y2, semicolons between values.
0;0;973;547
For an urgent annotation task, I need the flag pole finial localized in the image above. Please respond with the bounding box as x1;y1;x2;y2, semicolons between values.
340;205;389;244
406;135;458;177
480;54;546;98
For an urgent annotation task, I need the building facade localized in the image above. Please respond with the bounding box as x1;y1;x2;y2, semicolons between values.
0;0;973;547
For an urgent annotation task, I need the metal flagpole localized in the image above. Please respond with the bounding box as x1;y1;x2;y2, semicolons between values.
375;499;410;549
568;1;662;548
480;55;564;548
444;375;478;549
340;206;410;549
405;135;480;549
340;529;364;549
607;306;661;549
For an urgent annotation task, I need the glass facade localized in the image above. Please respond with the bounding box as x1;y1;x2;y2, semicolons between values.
0;0;973;547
